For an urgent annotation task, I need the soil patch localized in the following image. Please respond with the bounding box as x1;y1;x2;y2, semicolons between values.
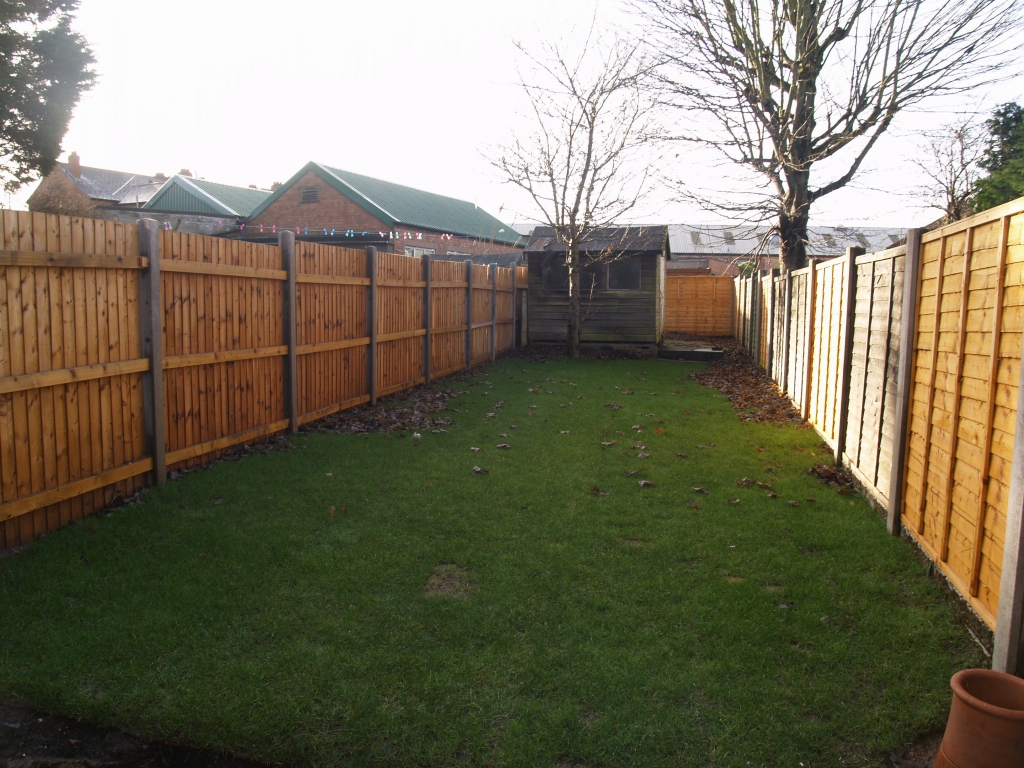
889;731;943;767
0;699;270;768
423;564;473;598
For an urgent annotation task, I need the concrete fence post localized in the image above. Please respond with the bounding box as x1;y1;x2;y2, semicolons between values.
423;254;432;384
835;246;864;465
280;231;298;434
138;219;166;487
464;259;473;369
887;229;922;536
366;246;378;405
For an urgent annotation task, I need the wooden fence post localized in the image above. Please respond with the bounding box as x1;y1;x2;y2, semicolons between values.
802;260;817;421
366;246;378;405
490;264;497;362
280;231;298;434
138;219;166;487
993;329;1024;676
464;259;473;369
423;254;432;385
834;246;864;465
781;271;793;392
511;267;518;350
887;228;922;536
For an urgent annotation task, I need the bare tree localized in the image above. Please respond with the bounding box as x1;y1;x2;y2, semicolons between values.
911;119;984;224
493;31;661;357
638;0;1022;270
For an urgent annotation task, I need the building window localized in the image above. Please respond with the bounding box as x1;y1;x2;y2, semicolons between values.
405;247;435;258
608;257;641;290
542;255;569;291
300;187;318;203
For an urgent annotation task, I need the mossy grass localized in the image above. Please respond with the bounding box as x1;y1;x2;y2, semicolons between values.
0;357;982;767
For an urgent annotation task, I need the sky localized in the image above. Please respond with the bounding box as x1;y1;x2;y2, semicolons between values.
8;0;1023;233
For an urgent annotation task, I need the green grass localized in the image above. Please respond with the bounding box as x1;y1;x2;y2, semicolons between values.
0;357;981;767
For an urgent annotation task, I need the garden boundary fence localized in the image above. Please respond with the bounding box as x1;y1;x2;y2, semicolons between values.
734;197;1024;677
0;211;527;552
663;274;734;335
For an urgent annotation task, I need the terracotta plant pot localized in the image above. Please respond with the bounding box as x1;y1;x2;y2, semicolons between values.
936;668;1024;768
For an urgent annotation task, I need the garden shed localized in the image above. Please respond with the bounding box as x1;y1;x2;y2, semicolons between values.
525;226;668;350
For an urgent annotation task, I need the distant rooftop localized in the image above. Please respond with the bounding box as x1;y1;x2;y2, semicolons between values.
668;224;906;258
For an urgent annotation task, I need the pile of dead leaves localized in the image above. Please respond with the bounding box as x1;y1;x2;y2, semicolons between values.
808;463;856;494
682;335;801;424
305;386;458;435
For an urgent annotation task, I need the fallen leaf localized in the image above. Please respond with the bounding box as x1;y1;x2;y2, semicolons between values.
559;430;570;434
689;502;700;510
633;441;646;450
756;481;773;488
768;491;779;498
631;424;643;431
473;466;488;474
676;451;688;458
806;497;817;503
692;487;709;494
620;451;628;456
499;433;511;438
736;477;754;487
638;480;655;487
654;427;665;435
696;444;707;450
212;498;223;505
627;468;644;477
510;425;518;429
601;440;618;447
605;403;623;410
432;429;447;434
485;413;496;418
787;500;800;507
325;472;333;477
757;446;766;452
591;486;609;497
799;546;814;554
778;602;795;610
496;443;511;449
198;553;206;561
729;498;740;504
470;447;481;452
638;452;650;459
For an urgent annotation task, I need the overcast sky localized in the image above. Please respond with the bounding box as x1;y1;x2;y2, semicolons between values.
8;0;1022;232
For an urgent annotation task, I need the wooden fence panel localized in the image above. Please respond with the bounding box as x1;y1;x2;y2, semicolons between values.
295;242;368;424
160;233;286;471
785;269;811;412
759;273;772;368
902;209;1024;628
807;258;847;447
430;259;468;378
495;267;514;352
770;274;788;384
842;247;905;507
376;251;425;397
664;275;734;335
0;212;147;550
471;264;491;364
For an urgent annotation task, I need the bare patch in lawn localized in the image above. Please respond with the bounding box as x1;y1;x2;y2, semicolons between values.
724;575;745;583
764;583;783;592
424;564;473;598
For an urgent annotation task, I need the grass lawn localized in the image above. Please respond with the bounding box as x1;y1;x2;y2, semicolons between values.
0;357;982;767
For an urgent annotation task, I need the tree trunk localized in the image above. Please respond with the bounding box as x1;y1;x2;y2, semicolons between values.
778;208;809;271
566;242;581;358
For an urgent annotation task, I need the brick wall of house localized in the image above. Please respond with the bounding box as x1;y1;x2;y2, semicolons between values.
248;170;524;257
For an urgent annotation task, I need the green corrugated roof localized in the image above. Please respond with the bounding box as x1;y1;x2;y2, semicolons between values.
144;176;271;217
246;162;523;247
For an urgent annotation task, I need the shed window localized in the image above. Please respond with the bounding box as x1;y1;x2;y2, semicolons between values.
608;257;641;290
300;187;319;203
542;256;569;290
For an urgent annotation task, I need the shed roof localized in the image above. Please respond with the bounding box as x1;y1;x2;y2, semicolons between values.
144;175;271;217
247;162;524;247
524;226;669;255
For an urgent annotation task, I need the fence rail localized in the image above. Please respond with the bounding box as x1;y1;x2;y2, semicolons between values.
734;198;1024;676
0;211;527;551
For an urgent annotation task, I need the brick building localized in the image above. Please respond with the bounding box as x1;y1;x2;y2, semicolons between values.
246;162;524;256
27;152;169;215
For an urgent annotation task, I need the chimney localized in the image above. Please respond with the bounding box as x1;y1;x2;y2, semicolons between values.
249;184;258;189
154;172;166;180
179;168;192;177
271;182;282;191
67;151;81;178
